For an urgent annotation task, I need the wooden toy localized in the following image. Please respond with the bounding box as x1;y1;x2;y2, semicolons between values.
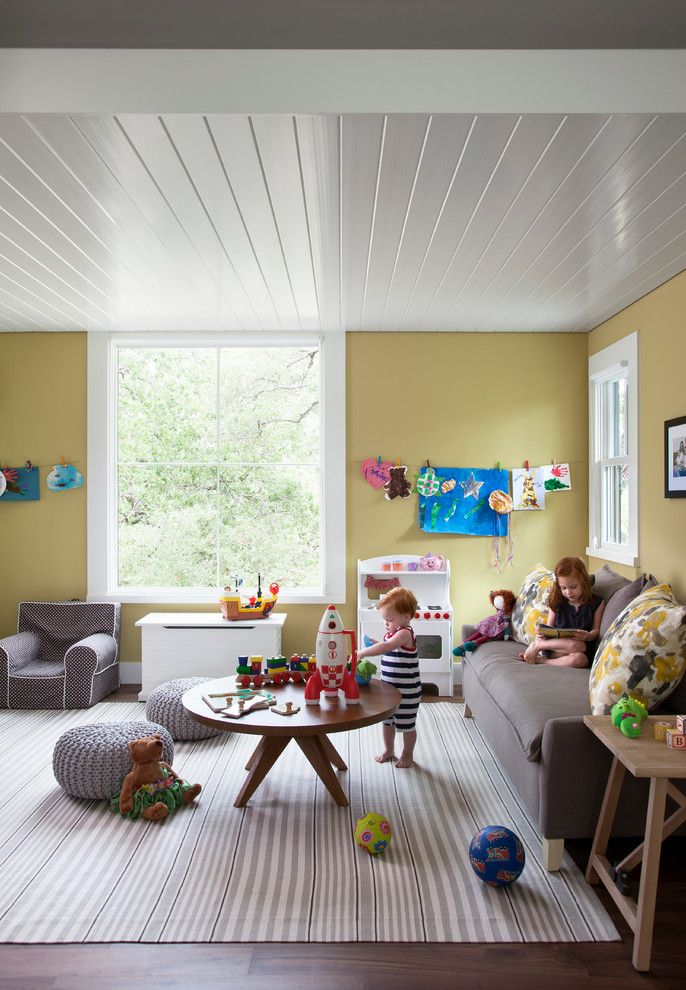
222;695;275;719
665;727;686;749
272;701;300;716
203;688;276;713
235;654;317;689
676;714;686;734
653;720;673;741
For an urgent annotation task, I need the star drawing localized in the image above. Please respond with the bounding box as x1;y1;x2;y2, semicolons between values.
459;472;484;500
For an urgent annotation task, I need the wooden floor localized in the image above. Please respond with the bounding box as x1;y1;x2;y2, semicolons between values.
1;687;684;990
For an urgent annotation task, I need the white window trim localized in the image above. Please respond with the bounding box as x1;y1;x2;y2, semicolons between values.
587;331;639;568
87;331;346;605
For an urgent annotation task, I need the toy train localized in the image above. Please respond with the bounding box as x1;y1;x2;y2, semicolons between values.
235;653;318;688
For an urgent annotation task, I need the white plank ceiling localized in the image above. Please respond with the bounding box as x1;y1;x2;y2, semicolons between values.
0;112;685;334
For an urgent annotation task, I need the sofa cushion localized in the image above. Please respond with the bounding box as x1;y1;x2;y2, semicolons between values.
590;583;686;715
591;563;632;603
599;573;657;640
462;639;592;762
510;564;554;645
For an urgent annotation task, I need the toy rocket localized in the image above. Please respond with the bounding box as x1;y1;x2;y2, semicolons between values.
304;605;360;705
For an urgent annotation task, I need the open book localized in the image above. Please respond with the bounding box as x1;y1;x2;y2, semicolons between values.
536;623;583;639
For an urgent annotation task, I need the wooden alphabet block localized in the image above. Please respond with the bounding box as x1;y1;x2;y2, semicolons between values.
665;728;686;749
654;720;673;741
676;714;686;734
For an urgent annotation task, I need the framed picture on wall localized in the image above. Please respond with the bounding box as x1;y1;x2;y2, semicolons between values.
664;415;686;498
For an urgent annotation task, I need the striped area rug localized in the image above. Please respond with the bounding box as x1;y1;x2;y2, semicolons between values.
0;701;618;943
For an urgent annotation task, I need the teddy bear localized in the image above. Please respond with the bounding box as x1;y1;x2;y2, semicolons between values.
111;733;201;822
452;589;517;657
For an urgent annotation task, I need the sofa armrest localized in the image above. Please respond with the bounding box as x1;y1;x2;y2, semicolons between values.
65;633;118;673
461;624;477;642
0;630;41;672
539;716;614;840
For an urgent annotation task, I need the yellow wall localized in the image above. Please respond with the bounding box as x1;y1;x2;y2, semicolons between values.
588;270;686;601
0;333;87;637
1;330;590;677
347;332;588;636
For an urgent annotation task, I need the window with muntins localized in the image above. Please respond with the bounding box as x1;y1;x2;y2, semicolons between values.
88;334;345;604
588;332;638;567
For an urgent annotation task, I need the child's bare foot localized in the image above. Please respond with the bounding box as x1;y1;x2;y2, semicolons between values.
375;751;396;763
396;755;413;768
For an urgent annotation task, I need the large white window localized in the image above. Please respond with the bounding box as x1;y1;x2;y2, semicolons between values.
88;333;345;604
587;331;638;567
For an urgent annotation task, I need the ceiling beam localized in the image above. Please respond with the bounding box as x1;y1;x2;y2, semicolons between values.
1;49;686;114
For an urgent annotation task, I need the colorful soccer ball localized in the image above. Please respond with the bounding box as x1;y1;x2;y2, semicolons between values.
469;825;525;887
355;812;392;855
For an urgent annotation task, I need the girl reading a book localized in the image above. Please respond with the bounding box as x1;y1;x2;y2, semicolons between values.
519;556;605;667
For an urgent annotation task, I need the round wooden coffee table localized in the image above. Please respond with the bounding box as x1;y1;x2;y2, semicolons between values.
182;676;401;808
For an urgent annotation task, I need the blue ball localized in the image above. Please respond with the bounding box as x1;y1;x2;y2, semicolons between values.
469;825;525;887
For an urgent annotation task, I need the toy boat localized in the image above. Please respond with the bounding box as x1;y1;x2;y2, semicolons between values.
219;594;277;621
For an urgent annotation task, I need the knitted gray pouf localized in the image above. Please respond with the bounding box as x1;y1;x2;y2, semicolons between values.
53;720;174;800
145;677;221;741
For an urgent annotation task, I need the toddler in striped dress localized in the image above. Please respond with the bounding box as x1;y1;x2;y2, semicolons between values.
356;587;420;768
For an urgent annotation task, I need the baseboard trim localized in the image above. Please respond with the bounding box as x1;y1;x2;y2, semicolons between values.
119;661;141;684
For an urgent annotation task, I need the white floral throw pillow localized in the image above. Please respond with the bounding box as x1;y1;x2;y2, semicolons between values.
589;583;686;715
510;564;555;646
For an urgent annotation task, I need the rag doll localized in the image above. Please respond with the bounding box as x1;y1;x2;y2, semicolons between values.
452;589;517;657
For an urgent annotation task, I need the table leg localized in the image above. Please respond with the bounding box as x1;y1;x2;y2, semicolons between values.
633;777;668;972
234;735;291;807
586;756;626;884
296;735;349;806
319;733;348;770
245;739;262;771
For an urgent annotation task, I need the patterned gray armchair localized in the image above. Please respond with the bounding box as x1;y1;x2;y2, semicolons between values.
0;601;121;709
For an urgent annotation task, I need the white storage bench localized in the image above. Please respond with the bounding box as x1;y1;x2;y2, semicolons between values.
135;612;287;700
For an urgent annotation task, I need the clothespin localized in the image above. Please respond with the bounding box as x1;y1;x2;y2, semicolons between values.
397;457;401;467
60;455;66;467
25;460;33;472
426;459;431;469
377;455;381;467
524;459;530;471
496;461;501;471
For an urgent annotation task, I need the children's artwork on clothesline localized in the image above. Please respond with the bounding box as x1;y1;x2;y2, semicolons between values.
540;463;572;491
511;467;546;510
385;465;412;500
0;466;40;502
47;462;84;493
360;457;394;490
418;467;509;535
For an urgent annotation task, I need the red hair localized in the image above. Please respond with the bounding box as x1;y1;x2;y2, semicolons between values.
379;586;418;618
548;557;593;611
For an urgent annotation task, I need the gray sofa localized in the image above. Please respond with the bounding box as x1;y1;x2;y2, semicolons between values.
461;572;686;871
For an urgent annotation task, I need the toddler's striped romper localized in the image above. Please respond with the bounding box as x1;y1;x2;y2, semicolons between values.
380;627;421;733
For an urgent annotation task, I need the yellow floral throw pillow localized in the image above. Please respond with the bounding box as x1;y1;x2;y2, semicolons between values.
589;583;686;715
510;564;555;645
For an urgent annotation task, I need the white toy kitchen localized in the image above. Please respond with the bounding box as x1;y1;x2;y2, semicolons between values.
357;554;453;696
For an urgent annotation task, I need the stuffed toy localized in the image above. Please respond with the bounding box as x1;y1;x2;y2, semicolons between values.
111;733;201;822
452;589;517;657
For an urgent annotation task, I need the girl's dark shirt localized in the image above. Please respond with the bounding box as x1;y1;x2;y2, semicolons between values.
555;593;603;657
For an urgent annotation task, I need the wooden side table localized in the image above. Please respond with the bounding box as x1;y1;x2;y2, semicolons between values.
584;714;686;972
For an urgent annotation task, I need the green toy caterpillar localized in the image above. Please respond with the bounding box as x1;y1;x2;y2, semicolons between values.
611;696;648;738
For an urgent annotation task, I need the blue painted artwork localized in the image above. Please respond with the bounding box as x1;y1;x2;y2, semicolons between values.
0;466;40;502
418;467;509;535
47;462;84;492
